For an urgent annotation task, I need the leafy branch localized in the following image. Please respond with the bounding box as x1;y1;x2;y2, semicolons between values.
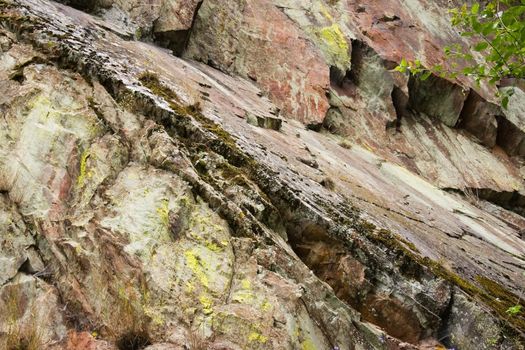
396;0;525;108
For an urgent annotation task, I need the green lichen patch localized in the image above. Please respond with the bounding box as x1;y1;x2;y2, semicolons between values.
375;228;420;254
139;72;181;104
138;71;255;169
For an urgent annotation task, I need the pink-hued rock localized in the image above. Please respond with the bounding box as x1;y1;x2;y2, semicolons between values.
184;0;331;124
66;332;116;350
183;0;498;124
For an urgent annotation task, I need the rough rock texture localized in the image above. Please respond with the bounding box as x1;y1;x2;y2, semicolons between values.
0;0;524;350
498;87;525;157
459;90;499;148
184;0;332;125
408;74;468;128
59;0;202;53
181;0;525;200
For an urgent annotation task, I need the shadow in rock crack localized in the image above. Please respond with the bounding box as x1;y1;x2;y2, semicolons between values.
496;115;525;158
444;187;525;219
56;0;108;12
154;0;204;57
116;331;151;350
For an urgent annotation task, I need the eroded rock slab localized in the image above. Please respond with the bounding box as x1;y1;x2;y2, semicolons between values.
184;0;331;124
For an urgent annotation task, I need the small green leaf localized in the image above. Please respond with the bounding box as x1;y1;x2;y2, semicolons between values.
421;71;432;81
481;23;496;36
502;96;510;109
474;42;489;51
471;3;480;14
471;18;482;32
462;67;474;75
394;65;406;73
506;305;522;316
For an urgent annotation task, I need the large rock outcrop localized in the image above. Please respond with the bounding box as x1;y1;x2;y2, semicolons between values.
0;0;524;350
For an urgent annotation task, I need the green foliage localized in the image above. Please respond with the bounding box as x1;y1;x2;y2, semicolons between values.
396;58;433;80
449;0;525;80
396;0;525;107
507;304;523;316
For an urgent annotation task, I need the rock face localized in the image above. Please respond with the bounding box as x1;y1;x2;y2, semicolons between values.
59;0;202;53
0;0;524;350
408;74;468;127
184;0;333;125
499;87;525;157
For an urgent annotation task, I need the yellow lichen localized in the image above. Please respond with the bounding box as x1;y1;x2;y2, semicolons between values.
318;2;333;21
77;150;93;186
241;279;251;290
156;198;170;227
248;331;268;343
191;214;216;232
184;250;209;288
232;278;255;303
199;295;213;315
205;241;222;252
185;281;195;293
301;339;317;350
261;300;272;312
232;289;254;303
316;23;349;62
189;231;224;252
143;305;165;326
294;325;301;338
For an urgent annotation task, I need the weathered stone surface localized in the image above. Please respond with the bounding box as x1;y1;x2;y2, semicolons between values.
59;0;202;45
442;292;525;350
498;87;525;157
180;0;525;203
323;71;524;199
184;0;332;124
246;112;283;131
0;1;524;349
408;74;469;127
66;331;116;350
0;274;67;349
0;194;41;286
182;0;499;124
0;5;381;348
459;90;499;148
